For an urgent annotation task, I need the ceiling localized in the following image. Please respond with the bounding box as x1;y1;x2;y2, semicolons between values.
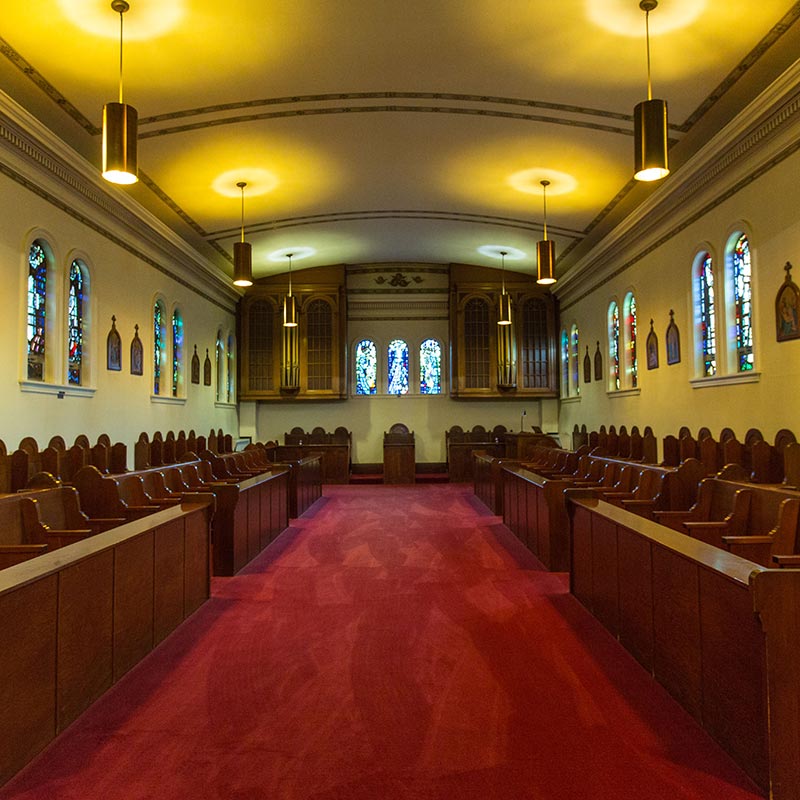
2;1;800;284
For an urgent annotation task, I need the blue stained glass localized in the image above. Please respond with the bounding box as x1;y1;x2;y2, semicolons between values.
68;261;84;385
27;242;47;380
227;334;234;402
172;310;183;397
570;325;579;395
626;294;638;388
699;254;716;376
387;339;409;395
154;302;164;395
561;330;569;396
216;333;224;402
610;303;620;390
419;338;441;394
733;235;753;372
355;339;377;395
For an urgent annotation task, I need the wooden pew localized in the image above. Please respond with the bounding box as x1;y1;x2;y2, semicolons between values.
446;425;505;482
723;497;800;567
0;494;49;568
565;491;800;800
71;466;151;525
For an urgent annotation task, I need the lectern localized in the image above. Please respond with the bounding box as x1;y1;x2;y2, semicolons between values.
383;423;415;483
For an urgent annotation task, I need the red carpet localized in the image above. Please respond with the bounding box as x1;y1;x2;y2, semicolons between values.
2;485;761;800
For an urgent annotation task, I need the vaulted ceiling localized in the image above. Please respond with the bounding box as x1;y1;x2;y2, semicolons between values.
3;1;799;284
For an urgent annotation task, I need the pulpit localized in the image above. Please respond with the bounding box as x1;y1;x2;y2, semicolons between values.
383;423;415;484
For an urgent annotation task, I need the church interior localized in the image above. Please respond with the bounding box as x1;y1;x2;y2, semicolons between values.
1;1;800;798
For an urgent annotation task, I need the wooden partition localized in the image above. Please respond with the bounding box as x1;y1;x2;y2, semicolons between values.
446;425;506;482
274;427;351;484
566;493;800;799
383;423;415;484
0;499;213;785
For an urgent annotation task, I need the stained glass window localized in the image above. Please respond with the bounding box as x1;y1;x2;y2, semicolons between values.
153;301;164;395
355;339;377;395
570;325;579;396
699;254;716;376
227;334;235;402
387;339;409;395
733;235;753;372
68;260;84;385
419;338;442;394
171;309;183;397
561;329;569;396
215;331;224;402
609;302;620;390
624;293;638;388
27;241;47;381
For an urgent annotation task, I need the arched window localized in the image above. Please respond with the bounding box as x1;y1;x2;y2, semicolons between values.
560;329;569;396
387;339;409;395
68;260;85;385
27;241;48;381
215;330;224;402
608;302;620;390
419;338;442;394
153;301;165;395
249;300;274;391
732;234;753;372
698;253;717;376
355;339;377;395
227;334;235;402
306;299;333;391
464;297;490;389
624;292;638;388
171;309;183;397
521;298;549;388
570;324;579;396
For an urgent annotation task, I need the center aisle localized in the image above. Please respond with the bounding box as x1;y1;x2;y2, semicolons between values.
3;485;760;800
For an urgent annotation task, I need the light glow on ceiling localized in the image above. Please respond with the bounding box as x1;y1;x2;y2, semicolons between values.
212;169;279;198
586;0;706;37
478;245;527;261
507;169;578;197
268;247;316;262
57;0;185;40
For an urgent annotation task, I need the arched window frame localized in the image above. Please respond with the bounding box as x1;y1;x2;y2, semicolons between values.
387;338;410;395
171;306;184;398
570;324;580;396
462;294;492;390
693;249;718;378
419;337;443;395
726;230;754;374
353;338;378;396
25;238;54;383
303;296;335;392
65;255;92;388
560;329;569;397
153;298;167;396
623;291;638;389
215;328;225;402
607;301;621;391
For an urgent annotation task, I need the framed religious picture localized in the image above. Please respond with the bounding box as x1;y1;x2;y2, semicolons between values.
666;309;681;365
646;320;659;369
203;348;212;386
593;341;602;381
776;261;800;341
106;315;122;371
583;346;591;384
191;345;201;384
130;324;143;375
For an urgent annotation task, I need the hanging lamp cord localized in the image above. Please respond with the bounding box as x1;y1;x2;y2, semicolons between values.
645;7;653;100
117;6;124;103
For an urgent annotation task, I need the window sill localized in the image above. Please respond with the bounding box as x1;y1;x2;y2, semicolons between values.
151;395;187;405
690;372;761;389
350;392;448;399
607;388;642;398
19;380;96;399
560;396;581;404
215;401;238;409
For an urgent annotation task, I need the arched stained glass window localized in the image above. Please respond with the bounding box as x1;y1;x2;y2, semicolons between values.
215;331;224;402
464;297;490;389
355;339;377;395
27;241;47;381
609;302;620;390
699;254;716;376
419;338;442;394
624;293;638;388
387;339;409;395
570;325;579;396
153;301;165;395
733;235;753;372
227;334;235;402
171;309;183;397
560;329;569;396
68;260;84;385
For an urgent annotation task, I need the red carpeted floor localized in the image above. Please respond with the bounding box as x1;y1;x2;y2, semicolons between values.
2;485;762;800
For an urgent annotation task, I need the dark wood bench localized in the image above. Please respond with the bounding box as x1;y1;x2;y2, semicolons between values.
0;494;48;568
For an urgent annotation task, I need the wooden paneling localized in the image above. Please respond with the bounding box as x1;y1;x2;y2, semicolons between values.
57;551;114;731
184;510;210;616
114;532;155;680
233;491;249;573
590;516;619;635
154;518;185;644
616;528;654;671
383;444;415;483
570;505;593;607
0;577;57;784
260;480;272;549
247;486;261;562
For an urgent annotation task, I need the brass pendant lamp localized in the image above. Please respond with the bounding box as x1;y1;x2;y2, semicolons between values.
232;182;253;287
498;250;512;326
496;249;517;389
102;0;138;185
536;180;556;285
633;0;669;182
281;253;300;392
283;253;298;328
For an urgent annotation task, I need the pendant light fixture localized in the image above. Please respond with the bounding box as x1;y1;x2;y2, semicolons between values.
232;182;253;287
536;180;556;285
102;0;138;185
633;0;669;182
498;250;512;326
283;253;298;327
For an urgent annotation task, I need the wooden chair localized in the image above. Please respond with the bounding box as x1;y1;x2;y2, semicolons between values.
723;497;800;567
